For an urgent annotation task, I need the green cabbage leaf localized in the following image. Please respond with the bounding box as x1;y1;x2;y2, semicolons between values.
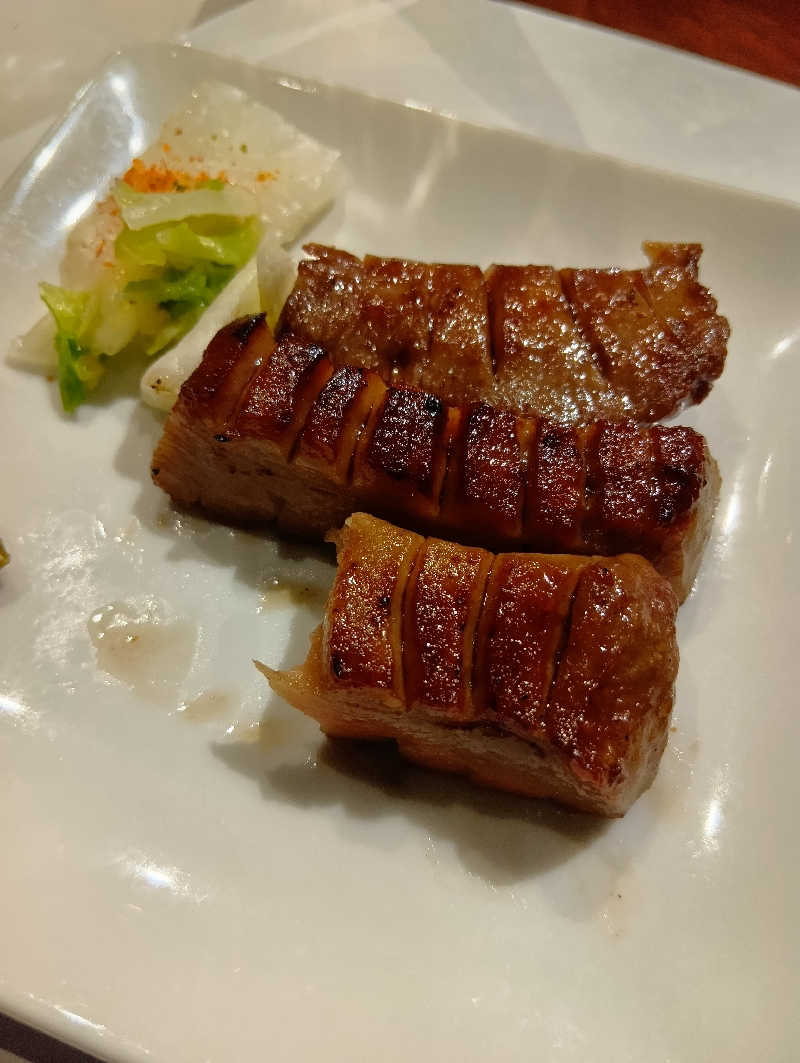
39;212;260;411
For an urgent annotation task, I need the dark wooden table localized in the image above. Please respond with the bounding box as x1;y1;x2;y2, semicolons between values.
519;0;800;86
3;3;796;1062
0;1013;102;1063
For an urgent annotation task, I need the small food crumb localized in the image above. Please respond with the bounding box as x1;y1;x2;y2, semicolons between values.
240;143;248;153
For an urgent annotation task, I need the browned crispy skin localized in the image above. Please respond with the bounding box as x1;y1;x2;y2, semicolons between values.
279;244;495;406
475;554;585;740
546;558;678;792
642;242;729;405
422;263;493;401
404;537;492;720
263;514;679;816
180;313;274;422
559;244;730;422
487;264;627;422
323;516;422;709
152;318;720;601
439;402;530;544
294;365;379;479
352;387;454;524
526;421;592;552
234;334;333;451
278;242;729;424
273;244;365;363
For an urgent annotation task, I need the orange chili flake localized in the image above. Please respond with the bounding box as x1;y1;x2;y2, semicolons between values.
162;143;171;153
256;170;276;182
121;158;228;194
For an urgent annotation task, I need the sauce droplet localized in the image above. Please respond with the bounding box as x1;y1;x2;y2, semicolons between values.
177;690;231;723
258;575;328;612
88;601;196;703
223;720;264;745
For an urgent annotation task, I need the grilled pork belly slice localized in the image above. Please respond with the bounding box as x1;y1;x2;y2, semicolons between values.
278;242;729;423
261;514;679;816
151;318;720;601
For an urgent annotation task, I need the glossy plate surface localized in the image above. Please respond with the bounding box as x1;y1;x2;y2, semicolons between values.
0;43;797;1063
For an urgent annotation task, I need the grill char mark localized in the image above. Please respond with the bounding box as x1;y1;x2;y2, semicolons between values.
403;537;493;719
233;335;332;455
322;515;424;708
526;420;593;552
651;424;706;526
295;365;385;483
179;312;274;428
439;402;530;544
351;386;454;523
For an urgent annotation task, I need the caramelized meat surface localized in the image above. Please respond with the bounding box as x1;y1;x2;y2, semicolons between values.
404;537;492;719
278;242;729;423
152;317;720;601
262;514;679;816
324;516;422;708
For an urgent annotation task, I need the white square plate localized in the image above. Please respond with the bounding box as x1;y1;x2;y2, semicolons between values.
0;43;797;1063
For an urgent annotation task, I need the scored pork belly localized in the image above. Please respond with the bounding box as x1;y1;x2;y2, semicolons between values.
261;513;679;816
277;242;730;424
151;317;720;601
